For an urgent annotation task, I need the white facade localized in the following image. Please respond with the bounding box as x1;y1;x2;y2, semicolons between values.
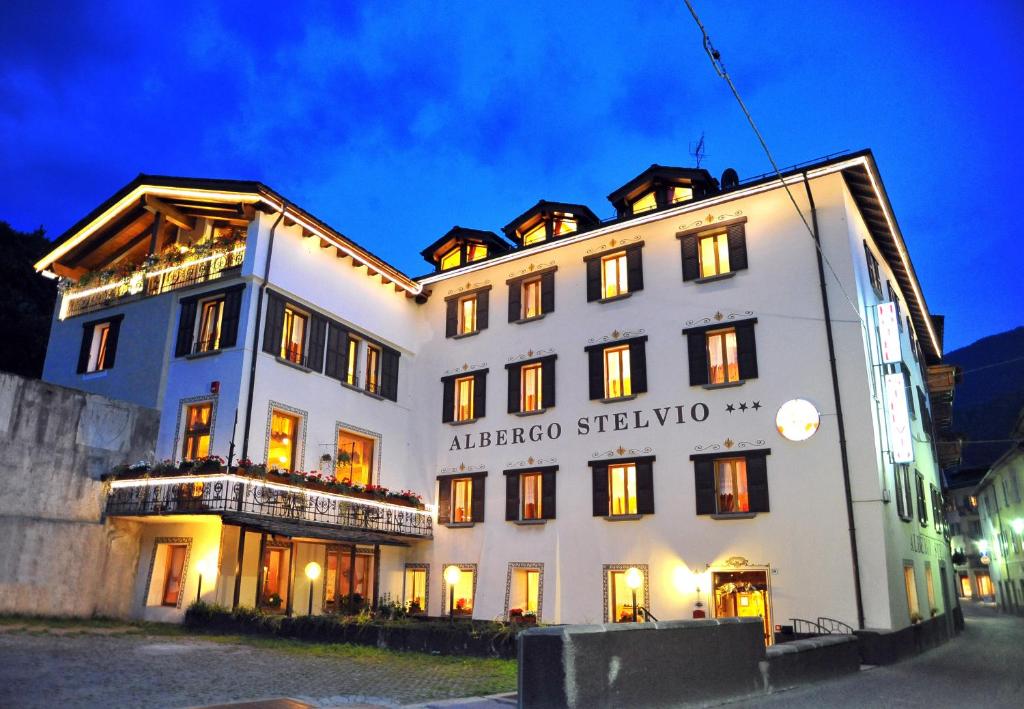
37;151;955;635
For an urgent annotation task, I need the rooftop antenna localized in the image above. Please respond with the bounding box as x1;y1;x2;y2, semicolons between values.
689;132;706;167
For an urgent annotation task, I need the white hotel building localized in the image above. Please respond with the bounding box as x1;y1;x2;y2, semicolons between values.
35;150;959;641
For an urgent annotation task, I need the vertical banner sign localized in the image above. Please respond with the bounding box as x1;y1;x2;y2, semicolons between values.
884;372;914;463
877;302;901;364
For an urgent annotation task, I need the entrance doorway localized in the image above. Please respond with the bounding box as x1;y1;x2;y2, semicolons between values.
712;569;772;644
323;545;375;613
258;544;291;613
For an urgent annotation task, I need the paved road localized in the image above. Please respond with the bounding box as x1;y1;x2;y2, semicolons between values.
732;602;1024;708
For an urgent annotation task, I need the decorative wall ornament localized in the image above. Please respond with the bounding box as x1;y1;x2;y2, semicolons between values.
507;260;556;279
443;362;488;376
677;209;744;232
592;445;653;459
505;456;558;469
439;462;487;475
693;438;767;453
725;401;762;414
585;233;642;255
506;347;556;364
586;328;646;346
705;556;772;571
446;279;491;297
504;562;545;621
142;537;192;609
685;310;755;327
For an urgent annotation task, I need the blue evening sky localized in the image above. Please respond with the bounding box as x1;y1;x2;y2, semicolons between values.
1;1;1021;351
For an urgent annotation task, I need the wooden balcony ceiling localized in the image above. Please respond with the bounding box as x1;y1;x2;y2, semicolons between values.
221;512;421;546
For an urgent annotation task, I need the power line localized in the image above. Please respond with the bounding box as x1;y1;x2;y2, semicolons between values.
956;355;1024;375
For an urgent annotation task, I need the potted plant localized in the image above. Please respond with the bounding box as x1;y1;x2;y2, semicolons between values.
521;611;538;626
910;612;923;624
265;593;283;610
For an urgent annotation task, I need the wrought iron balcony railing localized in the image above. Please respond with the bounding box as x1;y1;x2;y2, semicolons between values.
61;246;245;319
105;473;433;540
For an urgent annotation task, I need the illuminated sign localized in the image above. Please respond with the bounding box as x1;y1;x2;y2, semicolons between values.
877;302;901;364
884;372;914;463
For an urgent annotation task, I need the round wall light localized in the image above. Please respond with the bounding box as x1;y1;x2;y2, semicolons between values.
776;399;821;442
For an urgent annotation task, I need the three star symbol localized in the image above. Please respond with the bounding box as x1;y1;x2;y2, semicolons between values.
726;404;735;413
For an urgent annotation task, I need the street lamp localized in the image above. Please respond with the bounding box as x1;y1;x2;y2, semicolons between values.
444;565;462;621
625;567;643;623
305;561;322;616
195;558;216;604
1012;519;1024;536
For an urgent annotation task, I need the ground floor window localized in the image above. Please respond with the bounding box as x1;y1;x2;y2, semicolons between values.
924;563;936;616
604;564;648;623
403;565;428;615
959;573;972;598
162;545;188;607
712;569;772;644
505;564;542;621
259;545;291;613
904;562;920;621
145;537;191;609
442;564;476;617
324;547;374;612
977;572;993;597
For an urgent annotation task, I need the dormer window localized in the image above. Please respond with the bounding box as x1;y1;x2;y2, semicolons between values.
440;248;462;271
669;186;693;204
608;165;716;219
632;191;658;215
421;227;511;272
503;201;599;249
466;243;488;262
522;222;547;246
552;214;577;236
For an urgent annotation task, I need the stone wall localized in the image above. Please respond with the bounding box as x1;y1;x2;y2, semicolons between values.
0;373;159;617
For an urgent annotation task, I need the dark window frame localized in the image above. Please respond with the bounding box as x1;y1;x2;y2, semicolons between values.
678;217;749;282
691;448;771;516
77;314;124;374
504;466;558;521
683;318;758;386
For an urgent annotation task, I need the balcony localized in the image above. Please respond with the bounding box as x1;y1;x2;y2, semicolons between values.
105;472;433;542
61;243;245;319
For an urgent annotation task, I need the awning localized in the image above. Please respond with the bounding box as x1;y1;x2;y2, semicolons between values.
221;513;417;547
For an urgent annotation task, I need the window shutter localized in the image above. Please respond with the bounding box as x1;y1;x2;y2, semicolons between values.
726;223;748;271
507;363;521;414
307;315;327;372
175;300;198;357
895;466;906;517
541;469;557;519
540;271;555;313
734;322;759;380
694;459;716;515
636;459;655;515
220;287;244;348
262;293;286;355
505;474;520;521
746;454;770;513
586;258;601;302
473;371;487;419
592;464;609;516
379;347;400;401
325;325;345;380
445;299;458;338
541;356;556;408
104;317;122;368
626;247;644;292
507;281;522;322
438;479;451;524
588;348;605;400
630;339;648;393
477;290;490;331
76;324;93;373
471;476;486;523
687;332;710;386
681;235;700;281
441;378;454;423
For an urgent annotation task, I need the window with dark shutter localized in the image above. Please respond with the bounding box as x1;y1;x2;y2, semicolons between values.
746;453;770;513
306;315;328;373
629;339;648;394
726;222;748;271
635;459;654;515
684;318;758;385
441;377;455;423
541;468;556;520
591;463;609;516
77;315;123;373
692;449;771;516
472;370;487;419
504;466;558;521
175;300;198;357
476;290;489;331
507;281;522;323
506;363;521;414
324;324;347;381
541;356;556;408
895;464;907;519
262;292;286;355
586;258;602;302
681;234;700;281
541;271;555;313
585;337;647;401
694;459;716;515
587;348;605;400
678;218;748;281
379;347;400;401
471;475;486;523
916;473;928;527
438;477;452;524
219;286;244;348
625;246;644;292
589;457;654;518
445;299;458;338
734;322;758;380
864;242;882;295
505;474;520;521
686;331;709;386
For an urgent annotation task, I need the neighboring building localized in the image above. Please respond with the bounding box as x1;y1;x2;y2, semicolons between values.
33;149;957;640
944;468;994;600
975;408;1024;614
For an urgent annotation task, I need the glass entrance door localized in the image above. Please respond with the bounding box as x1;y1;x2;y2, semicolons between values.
712;569;772;644
258;545;291;613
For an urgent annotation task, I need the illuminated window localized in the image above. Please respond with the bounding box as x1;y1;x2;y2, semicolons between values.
280;306;307;364
447;566;475;615
404;567;427;614
522;277;542;319
608;567;646;622
904;563;920;620
631;191;657;215
707;328;739;384
715;458;749;514
552;214;577;236
455;376;475;421
604;345;632;399
509;567;541;616
522;222;547;246
458;295;478;335
521;363;543;412
451;478;473;523
669;186;693;204
608;463;637;516
345;335;360;386
466;243;488;263
324;548;372;610
196;298;224;353
86;322;112;372
925;564;936;614
182;402;212;460
336;429;375;486
365;344;381;394
440;247;462;270
698;232;731;278
520;473;542;520
268;410;299;472
601;252;629;298
259;546;290;611
161;544;187;607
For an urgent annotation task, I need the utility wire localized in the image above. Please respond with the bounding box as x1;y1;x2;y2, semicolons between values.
681;0;866;328
956;355;1024;375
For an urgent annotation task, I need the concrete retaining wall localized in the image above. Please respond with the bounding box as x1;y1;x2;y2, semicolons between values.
763;634;860;690
855;611;957;665
518;617;766;709
0;373;158;617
